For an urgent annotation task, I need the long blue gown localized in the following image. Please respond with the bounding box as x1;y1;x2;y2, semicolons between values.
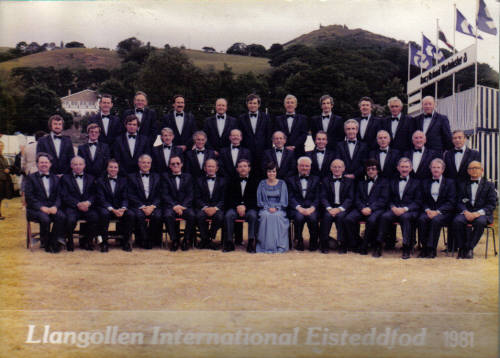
256;179;289;253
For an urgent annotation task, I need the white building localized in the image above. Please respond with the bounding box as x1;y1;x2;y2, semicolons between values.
60;89;99;117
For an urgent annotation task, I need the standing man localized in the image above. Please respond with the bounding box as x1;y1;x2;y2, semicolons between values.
443;130;481;183
184;131;217;179
151;127;183;174
37;114;74;175
77;123;110;178
122;91;158;146
335;119;369;180
306;131;336;179
404;130;440;180
88;94;123;146
310;95;345;151
203;98;238;153
262;131;296;179
412;96;453;152
368;130;401;179
218;129;252;179
382;96;412;152
354;96;382;150
274;94;309;157
161;95;197;151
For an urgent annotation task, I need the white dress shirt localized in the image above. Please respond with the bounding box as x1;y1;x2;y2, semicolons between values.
175;112;184;135
127;133;137;157
51;132;62;158
454;146;466;172
101;112;110;135
216;115;226;137
359;115;370;139
249;112;258;134
286;114;295;133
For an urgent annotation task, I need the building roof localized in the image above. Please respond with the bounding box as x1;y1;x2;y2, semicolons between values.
61;89;98;102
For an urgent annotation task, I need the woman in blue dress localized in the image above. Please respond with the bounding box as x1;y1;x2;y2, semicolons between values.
256;162;289;253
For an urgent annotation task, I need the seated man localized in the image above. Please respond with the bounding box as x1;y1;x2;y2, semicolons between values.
218;128;252;179
151;127;183;174
344;159;389;257
452;161;497;259
127;154;162;249
184;131;217;179
77;123;110;178
287;156;321;251
161;155;195;251
319;159;354;254
305;130;335;179
24;153;66;253
95;159;135;252
195;159;226;250
376;157;421;259
60;156;99;251
224;159;258;253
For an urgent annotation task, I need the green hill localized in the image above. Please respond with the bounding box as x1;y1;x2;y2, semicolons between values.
183;49;270;74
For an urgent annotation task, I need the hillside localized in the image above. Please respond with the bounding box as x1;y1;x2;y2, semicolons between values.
184;49;271;74
0;47;11;53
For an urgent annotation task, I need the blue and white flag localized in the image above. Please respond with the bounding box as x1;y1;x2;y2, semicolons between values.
456;8;483;39
476;0;497;35
409;42;431;69
422;34;445;64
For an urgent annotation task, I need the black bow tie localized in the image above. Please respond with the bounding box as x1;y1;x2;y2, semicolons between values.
361;117;368;120
454;149;463;153
53;135;62;140
470;180;479;184
300;175;309;180
287;115;294;120
432;179;440;183
391;117;399;121
196;150;205;154
232;146;240;150
128;134;136;139
163;145;171;149
175;112;183;117
322;115;330;120
240;177;248;182
141;173;150;178
40;174;50;179
173;174;181;178
275;149;283;153
367;178;375;183
316;150;325;154
108;177;117;182
249;113;257;118
347;140;356;144
414;149;422;153
206;177;215;181
74;174;83;179
217;115;224;119
424;115;432;119
101;115;109;119
399;177;408;182
379;149;387;153
136;109;144;113
332;178;341;182
88;142;97;147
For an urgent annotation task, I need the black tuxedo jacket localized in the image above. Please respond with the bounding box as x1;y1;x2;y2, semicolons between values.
238;112;272;159
335;141;369;180
420;177;456;214
24;172;61;211
354;115;383;150
287;174;321;209
443;147;481;183
112;133;151;175
354;177;389;212
203;115;238;152
368;148;401;179
36;134;74;175
310;114;345;151
77;142;110;178
160;172;194;209
225;175;259;210
412;112;453;152
387;177;421;212
122;108;158;144
274;113;308;154
320;176;355;211
305;149;336;179
404;147;441;180
151;144;184;174
95;176;128;210
88;113;124;146
184;148;217;178
381;114;413;152
262;148;296;179
60;173;96;209
127;172;161;209
194;176;226;210
218;146;252;179
161;111;198;148
457;178;497;222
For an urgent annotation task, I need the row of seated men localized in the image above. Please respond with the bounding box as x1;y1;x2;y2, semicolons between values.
25;145;496;259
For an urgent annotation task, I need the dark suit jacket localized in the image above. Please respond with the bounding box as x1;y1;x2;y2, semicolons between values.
368;148;401;179
274;113;309;154
404;147;441;180
335;141;369;180
381;114;413;152
287;174;321;209
95;176;128;210
194;176;226;210
184;148;217;178
238;112;273;160
310;114;345;151
355;115;383;150
457;178;497;222
112;133;151;175
151;144;184;174
306;149;336;179
77;142;110;178
127;172;161;209
88;113;124;146
420;177;456;214
412;112;453;152
161;111;198;148
160;172;194;209
24;172;61;211
443;147;481;183
387;177;421;212
262;148;296;179
203;115;238;152
36;134;74;175
122;108;158;145
320;176;355;211
218;146;252;179
354;177;389;212
225;175;259;210
60;173;96;210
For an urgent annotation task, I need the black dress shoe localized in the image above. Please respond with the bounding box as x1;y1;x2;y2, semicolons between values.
359;248;368;255
181;239;189;251
402;246;410;259
426;248;436;258
295;240;304;251
246;239;256;253
66;238;74;252
170;241;179;251
372;247;382;257
338;245;347;254
223;242;235;252
465;249;474;259
309;241;318;251
122;242;132;252
320;247;329;254
417;248;427;258
100;243;109;253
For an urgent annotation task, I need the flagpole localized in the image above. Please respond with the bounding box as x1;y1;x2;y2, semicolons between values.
435;18;439;102
474;0;479;137
452;3;456;129
420;32;424;116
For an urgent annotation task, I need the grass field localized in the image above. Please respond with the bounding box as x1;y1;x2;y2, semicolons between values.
0;197;497;358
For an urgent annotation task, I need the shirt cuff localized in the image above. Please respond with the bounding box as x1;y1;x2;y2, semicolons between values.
107;206;113;211
404;207;409;212
478;209;486;216
339;207;345;212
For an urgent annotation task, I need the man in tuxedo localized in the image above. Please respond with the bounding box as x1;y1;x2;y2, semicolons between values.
344;159;389;257
203;98;238;153
151;127;183;174
376;158;421;259
24;153;66;253
224;159;258;253
306;131;335;179
417;158;456;258
404;130;440;180
452;161;497;259
60;156;99;251
287;157;321;251
36;114;74;175
184;131;217;178
412;96;453;153
310;95;345;151
238;94;272;178
77;123;110;178
262;131;296;179
88;93;123;146
218;129;252;179
195;159;226;250
95;159;134;252
354;96;382;150
127;154;162;249
335;119;369;180
319;159;355;254
161;155;195;251
443;130;481;183
122;91;158;146
274;94;309;157
112;115;151;175
368;130;401;179
382;96;412;152
161;95;197;151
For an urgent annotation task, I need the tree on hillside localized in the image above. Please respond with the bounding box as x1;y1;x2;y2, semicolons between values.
65;41;85;48
226;42;247;55
247;44;267;57
117;37;142;57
